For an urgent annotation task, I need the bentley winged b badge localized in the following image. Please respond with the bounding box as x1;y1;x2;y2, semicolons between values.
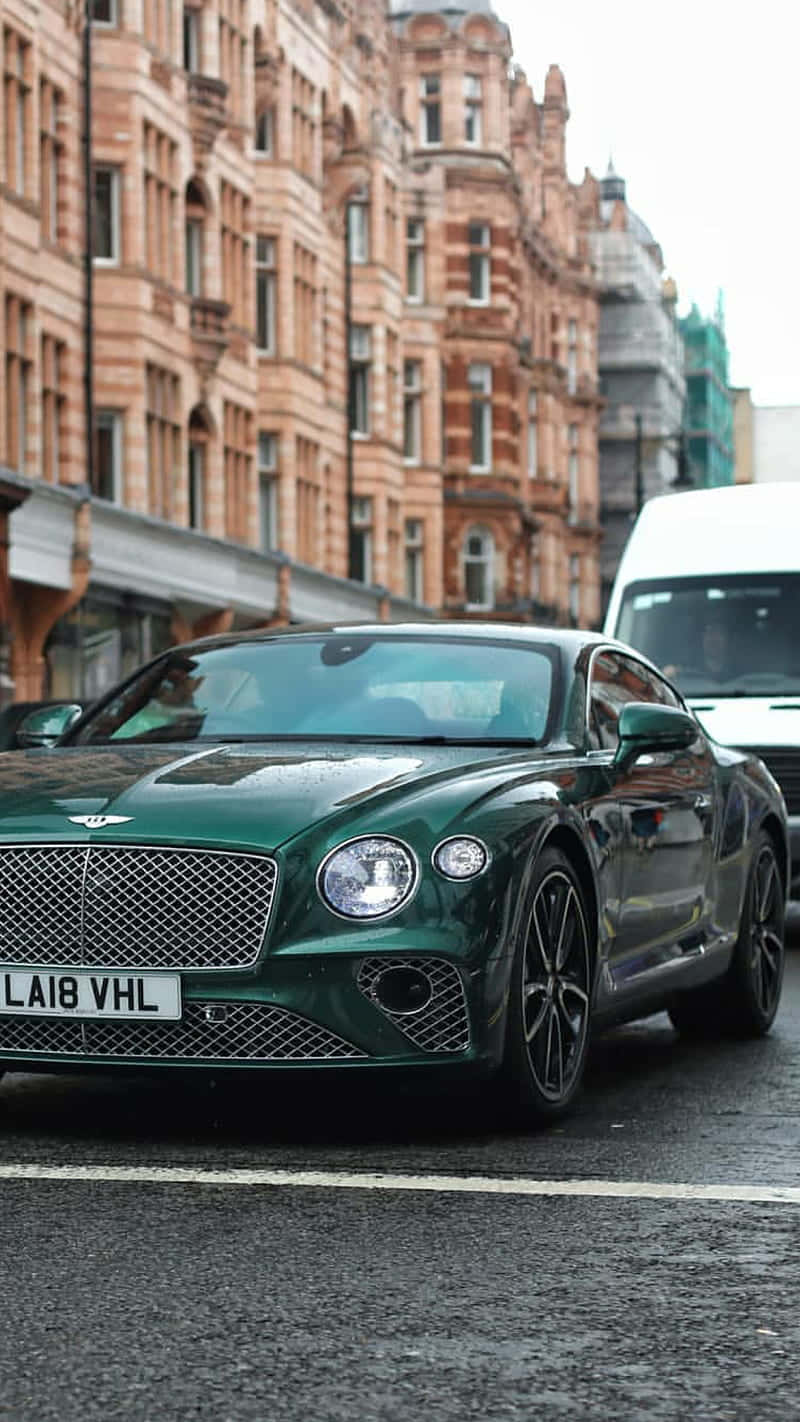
67;815;134;829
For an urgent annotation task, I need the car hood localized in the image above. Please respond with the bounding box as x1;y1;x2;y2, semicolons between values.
689;695;800;749
0;741;544;850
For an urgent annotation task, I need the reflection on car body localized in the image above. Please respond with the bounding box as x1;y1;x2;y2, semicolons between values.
0;623;788;1123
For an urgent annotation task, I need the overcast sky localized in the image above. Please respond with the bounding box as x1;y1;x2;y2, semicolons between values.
500;0;799;406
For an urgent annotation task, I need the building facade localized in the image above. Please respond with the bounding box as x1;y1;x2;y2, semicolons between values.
580;163;685;608
0;0;600;703
678;299;734;491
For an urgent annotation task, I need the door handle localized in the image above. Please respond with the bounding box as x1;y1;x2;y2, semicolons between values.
693;794;712;812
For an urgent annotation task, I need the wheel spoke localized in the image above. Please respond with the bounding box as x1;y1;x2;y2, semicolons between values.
525;994;550;1045
554;886;577;972
556;985;581;1039
544;1005;564;1096
756;853;778;924
532;896;553;974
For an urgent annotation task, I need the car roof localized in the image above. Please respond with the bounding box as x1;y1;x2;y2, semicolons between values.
165;621;611;658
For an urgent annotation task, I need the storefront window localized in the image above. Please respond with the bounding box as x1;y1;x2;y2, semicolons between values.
45;591;173;702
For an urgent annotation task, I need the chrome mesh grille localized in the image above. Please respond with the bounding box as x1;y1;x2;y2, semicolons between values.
748;747;800;815
0;845;278;971
0;1002;366;1061
357;957;470;1054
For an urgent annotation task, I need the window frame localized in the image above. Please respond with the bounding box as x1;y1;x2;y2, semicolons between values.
255;234;276;354
419;74;441;146
406;217;425;303
93;164;121;265
93;408;124;504
467;221;491;305
468;361;492;472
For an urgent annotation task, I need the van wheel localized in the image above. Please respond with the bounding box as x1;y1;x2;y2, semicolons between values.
669;831;785;1039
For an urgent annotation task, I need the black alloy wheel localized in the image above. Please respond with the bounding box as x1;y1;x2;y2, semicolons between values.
500;847;594;1121
669;828;785;1039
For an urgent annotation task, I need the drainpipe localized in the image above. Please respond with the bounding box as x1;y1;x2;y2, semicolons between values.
82;0;95;496
344;210;355;579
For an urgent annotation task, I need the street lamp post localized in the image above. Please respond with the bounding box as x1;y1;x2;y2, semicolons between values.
634;419;693;515
82;0;95;496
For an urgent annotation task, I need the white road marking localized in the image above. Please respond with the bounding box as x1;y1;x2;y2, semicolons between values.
0;1163;798;1204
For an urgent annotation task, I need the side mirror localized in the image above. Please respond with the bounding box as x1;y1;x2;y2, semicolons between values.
614;702;697;771
16;704;84;749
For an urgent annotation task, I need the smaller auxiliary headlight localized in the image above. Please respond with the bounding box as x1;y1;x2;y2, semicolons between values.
433;836;489;881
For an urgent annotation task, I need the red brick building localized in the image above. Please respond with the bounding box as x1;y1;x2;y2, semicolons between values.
0;0;601;703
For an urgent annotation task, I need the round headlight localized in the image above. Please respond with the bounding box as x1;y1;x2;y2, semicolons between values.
319;836;417;919
433;836;489;880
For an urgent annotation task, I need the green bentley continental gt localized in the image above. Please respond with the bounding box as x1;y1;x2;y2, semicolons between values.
0;624;788;1121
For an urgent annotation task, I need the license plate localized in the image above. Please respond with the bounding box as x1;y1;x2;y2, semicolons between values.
0;969;181;1020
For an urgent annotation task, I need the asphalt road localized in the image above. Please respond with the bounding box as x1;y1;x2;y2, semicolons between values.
2;947;800;1421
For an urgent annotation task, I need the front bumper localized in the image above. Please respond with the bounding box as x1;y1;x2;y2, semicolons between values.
0;952;506;1075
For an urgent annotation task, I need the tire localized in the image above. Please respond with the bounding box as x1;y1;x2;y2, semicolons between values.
669;829;785;1039
497;847;594;1123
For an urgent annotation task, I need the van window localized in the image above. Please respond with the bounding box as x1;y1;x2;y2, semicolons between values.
615;574;800;697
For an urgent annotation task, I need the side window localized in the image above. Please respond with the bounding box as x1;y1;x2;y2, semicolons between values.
589;650;680;750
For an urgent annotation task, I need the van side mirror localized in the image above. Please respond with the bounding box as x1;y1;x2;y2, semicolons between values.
614;702;697;771
16;704;84;749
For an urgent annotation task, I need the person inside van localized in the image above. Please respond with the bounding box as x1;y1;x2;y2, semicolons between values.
664;610;735;687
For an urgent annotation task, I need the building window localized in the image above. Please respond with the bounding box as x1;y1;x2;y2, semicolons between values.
527;389;538;476
568;423;579;520
221;181;250;328
350;496;373;584
187;405;211;530
468;222;490;304
41;333;66;484
464;74;482;144
40;81;63;243
255;108;274;155
419;74;441;145
224;400;252;542
406;218;424;302
255;234;276;352
4;295;32;473
569;553;581;623
567;318;578;395
93;165;121;263
188;442;204;529
403;359;422;463
463;527;494;610
291;68;316;179
219;0;247;123
146;364;180;520
294;243;317;367
144;122;178;284
4;30;31;197
349;325;371;436
91;0;117;23
296;436;319;564
404;518;424;603
468;363;492;470
347;190;369;264
185;216;203;296
93;410;123;502
257;432;278;551
182;5;200;69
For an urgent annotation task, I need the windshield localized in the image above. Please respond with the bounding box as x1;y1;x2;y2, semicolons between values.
616;574;800;698
72;634;557;745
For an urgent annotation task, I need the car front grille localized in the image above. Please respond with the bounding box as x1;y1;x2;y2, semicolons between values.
357;957;470;1054
749;748;800;815
0;845;278;972
0;1001;366;1062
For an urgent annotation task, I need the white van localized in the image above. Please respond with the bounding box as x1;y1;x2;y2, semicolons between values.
604;482;800;895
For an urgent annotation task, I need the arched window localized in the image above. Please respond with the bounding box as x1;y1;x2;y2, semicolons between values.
188;404;213;530
463;526;494;610
254;108;274;156
184;178;208;297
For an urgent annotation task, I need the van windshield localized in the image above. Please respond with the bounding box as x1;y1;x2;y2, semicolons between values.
616;574;800;698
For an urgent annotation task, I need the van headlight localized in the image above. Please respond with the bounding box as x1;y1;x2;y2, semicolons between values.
318;836;417;919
